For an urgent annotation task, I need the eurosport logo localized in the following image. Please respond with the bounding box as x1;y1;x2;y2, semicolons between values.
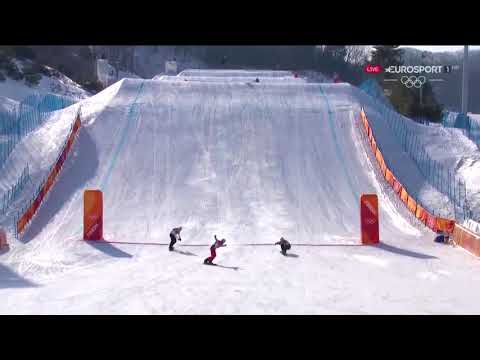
400;76;427;88
365;64;455;75
385;65;443;74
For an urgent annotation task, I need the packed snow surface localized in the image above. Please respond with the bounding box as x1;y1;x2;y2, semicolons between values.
1;71;480;314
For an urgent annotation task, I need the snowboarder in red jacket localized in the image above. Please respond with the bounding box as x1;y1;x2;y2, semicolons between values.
275;237;291;256
204;235;226;264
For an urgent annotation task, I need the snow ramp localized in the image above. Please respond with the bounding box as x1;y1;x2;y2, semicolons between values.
2;73;480;314
12;78;423;246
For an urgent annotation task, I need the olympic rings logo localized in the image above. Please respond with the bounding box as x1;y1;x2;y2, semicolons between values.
400;76;427;88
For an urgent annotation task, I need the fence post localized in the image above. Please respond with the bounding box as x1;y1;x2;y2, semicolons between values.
448;170;451;199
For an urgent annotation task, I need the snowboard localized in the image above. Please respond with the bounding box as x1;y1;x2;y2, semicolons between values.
203;259;217;266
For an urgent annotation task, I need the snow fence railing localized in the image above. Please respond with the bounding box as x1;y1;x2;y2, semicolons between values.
13;108;82;238
359;108;455;235
442;111;480;151
463;219;480;235
0;93;78;170
1;165;30;216
358;90;471;222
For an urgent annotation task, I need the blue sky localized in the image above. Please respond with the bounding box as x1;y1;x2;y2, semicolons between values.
402;46;480;53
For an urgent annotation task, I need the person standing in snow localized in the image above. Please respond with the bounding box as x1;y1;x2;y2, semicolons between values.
275;237;291;256
169;226;183;251
204;235;227;264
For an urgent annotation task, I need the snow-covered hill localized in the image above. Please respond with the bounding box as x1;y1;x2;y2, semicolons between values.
0;58;91;103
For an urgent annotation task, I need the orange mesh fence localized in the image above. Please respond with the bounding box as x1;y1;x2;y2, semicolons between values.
407;195;417;214
385;168;394;186
400;188;409;205
453;224;480;256
16;114;81;236
392;177;402;194
436;218;455;234
375;149;387;175
425;211;438;232
359;108;456;238
416;204;427;224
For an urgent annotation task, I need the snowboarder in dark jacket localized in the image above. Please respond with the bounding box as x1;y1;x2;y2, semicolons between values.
169;226;183;251
275;237;291;256
204;235;226;264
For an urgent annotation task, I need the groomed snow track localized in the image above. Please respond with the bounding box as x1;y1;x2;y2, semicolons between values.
1;71;480;314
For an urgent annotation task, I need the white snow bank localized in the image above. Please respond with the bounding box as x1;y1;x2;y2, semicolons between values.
0;96;19;114
0;62;90;102
154;75;306;83
178;69;294;77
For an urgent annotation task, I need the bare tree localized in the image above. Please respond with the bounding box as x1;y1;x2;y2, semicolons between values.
345;46;370;65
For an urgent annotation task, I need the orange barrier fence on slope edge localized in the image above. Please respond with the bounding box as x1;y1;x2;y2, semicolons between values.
453;223;480;256
436;217;455;234
400;188;409;205
416;204;427;224
359;108;455;235
370;136;377;154
385;169;394;187
375;149;387;176
407;195;417;214
16;115;81;235
392;178;402;195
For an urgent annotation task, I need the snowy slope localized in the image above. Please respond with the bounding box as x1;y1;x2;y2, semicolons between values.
0;96;19;114
1;73;480;314
178;69;295;77
154;75;306;84
357;91;456;219
0;81;123;232
358;93;480;221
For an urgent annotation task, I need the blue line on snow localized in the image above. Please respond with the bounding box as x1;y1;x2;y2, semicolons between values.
69;82;146;238
318;84;358;203
98;82;145;191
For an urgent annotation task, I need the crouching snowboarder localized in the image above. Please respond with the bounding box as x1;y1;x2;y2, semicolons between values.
434;231;450;244
204;235;226;265
275;237;291;256
169;226;183;251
